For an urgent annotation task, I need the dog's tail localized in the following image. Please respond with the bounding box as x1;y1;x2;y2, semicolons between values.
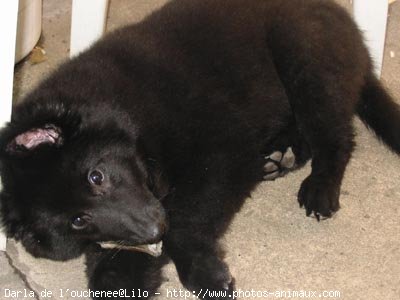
356;74;400;153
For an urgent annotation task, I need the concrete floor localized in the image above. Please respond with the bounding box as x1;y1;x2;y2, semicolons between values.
1;0;399;299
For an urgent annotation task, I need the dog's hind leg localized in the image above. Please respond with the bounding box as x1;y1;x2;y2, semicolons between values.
267;1;369;219
85;246;167;299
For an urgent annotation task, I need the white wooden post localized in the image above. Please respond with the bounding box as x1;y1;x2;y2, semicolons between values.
0;1;19;251
353;0;389;77
70;0;109;57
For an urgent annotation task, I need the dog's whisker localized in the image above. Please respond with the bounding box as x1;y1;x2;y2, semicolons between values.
110;248;122;260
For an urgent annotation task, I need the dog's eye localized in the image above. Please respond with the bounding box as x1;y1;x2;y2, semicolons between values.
88;170;104;185
71;215;91;230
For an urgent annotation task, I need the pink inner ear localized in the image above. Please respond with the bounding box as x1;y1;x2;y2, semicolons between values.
11;125;62;150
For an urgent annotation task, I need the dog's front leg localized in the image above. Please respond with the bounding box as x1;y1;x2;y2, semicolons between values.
164;230;235;300
85;246;166;299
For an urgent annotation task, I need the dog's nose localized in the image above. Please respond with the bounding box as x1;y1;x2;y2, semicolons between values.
143;206;166;242
149;221;166;241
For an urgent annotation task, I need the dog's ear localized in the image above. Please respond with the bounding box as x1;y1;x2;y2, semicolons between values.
136;135;171;200
5;124;63;156
146;158;170;200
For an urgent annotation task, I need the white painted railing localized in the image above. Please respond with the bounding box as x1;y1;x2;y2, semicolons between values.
70;0;109;57
353;0;389;77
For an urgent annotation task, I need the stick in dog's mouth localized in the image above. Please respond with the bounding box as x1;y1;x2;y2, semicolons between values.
97;241;163;257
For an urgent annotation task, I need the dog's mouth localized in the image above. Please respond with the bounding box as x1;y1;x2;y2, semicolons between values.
97;240;163;257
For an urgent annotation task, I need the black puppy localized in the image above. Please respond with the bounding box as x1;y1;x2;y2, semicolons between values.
1;0;399;299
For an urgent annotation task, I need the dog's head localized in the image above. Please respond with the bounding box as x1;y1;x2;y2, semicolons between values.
0;101;168;261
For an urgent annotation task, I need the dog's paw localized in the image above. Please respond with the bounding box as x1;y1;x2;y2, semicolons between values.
90;269;130;299
263;147;296;180
197;280;235;300
297;175;340;220
184;256;235;300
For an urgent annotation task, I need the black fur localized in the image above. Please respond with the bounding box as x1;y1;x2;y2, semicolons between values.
1;0;399;299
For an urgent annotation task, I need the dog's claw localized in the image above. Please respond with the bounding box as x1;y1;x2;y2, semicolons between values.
298;175;340;221
306;208;312;217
